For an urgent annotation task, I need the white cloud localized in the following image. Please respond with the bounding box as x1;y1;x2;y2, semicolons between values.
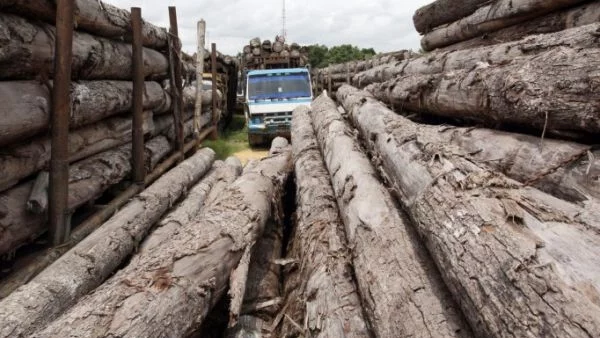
104;0;432;55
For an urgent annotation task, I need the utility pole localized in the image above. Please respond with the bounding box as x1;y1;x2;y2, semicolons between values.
282;0;287;40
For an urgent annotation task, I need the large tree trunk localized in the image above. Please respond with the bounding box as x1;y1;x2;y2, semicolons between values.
337;84;600;338
0;13;168;80
0;80;170;146
421;0;589;51
29;140;292;338
0;0;168;50
366;46;600;135
279;105;370;337
353;23;600;88
318;50;415;75
413;0;489;34
0;111;155;192
0;148;216;338
437;1;600;51
0;136;171;257
310;94;472;337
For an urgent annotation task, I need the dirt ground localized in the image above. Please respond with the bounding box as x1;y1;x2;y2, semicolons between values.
233;148;269;165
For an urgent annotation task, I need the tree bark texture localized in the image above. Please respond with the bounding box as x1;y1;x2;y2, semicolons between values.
0;0;169;50
365;46;600;135
310;94;473;338
279;105;370;337
436;1;600;51
420;0;589;51
352;23;600;88
0;80;170;147
0;136;171;257
0;13;168;80
413;0;489;33
0;111;155;193
337;84;600;338
29;141;291;338
0;148;216;338
317;50;415;76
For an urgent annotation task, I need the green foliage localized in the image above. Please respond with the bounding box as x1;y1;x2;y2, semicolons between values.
202;115;249;160
307;44;377;68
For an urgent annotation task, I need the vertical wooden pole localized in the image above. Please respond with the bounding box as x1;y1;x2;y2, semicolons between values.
168;6;184;157
131;7;146;185
346;63;351;84
210;42;218;140
327;72;332;94
49;0;74;246
194;19;206;148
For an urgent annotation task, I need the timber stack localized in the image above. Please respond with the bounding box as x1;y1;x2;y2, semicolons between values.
242;36;310;69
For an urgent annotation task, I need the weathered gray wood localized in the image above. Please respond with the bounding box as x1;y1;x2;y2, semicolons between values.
310;93;472;337
0;0;168;49
413;0;489;33
0;136;171;257
279;105;370;337
421;0;589;51
29;141;291;338
26;171;49;214
0;80;169;147
0;111;155;192
436;1;600;51
353;23;600;88
0;13;168;80
317;50;415;75
366;46;600;135
337;84;600;338
0;148;216;338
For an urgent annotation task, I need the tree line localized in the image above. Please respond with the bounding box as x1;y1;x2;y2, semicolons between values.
307;44;376;68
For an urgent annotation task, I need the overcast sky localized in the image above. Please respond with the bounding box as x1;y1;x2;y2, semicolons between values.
104;0;432;56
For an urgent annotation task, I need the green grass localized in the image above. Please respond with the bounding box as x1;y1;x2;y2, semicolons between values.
203;115;250;160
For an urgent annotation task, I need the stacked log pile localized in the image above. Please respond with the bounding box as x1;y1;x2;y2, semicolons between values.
242;36;309;69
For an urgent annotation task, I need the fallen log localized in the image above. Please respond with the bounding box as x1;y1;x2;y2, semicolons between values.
0;13;168;80
279;105;370;337
0;136;171;257
420;0;589;51
366;46;600;135
437;1;600;51
0;80;169;147
310;93;472;337
0;148;216;338
0;111;155;192
29;140;292;338
0;0;168;50
413;0;489;33
353;23;600;88
337;84;600;337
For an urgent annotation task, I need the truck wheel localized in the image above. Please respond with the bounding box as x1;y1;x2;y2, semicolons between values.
248;134;262;147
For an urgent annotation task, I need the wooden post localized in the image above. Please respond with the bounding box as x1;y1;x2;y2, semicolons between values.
131;7;146;185
327;72;332;94
210;42;218;140
346;63;351;84
194;19;206;148
49;0;74;246
168;6;184;157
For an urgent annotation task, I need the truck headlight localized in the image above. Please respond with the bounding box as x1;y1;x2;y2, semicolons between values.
252;116;263;124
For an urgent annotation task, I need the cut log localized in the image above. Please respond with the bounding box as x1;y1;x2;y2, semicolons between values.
26;171;49;214
310;94;472;337
0;148;216;338
421;0;589;51
0;0;168;49
366;46;600;135
318;50;415;75
0;111;155;192
0;13;168;80
0;80;169;147
0;136;171;257
279;105;370;337
437;1;600;51
29;140;292;338
353;23;600;88
337;84;600;337
413;0;489;33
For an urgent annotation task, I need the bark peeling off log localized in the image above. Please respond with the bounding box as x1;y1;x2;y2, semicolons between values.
29;142;292;338
367;46;600;135
0;148;216;338
337;85;600;338
0;13;168;80
279;105;370;337
310;94;472;338
420;0;589;51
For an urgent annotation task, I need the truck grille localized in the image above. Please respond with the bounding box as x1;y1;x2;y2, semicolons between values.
264;112;291;126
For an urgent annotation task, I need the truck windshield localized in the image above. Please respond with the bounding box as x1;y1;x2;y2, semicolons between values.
248;72;311;100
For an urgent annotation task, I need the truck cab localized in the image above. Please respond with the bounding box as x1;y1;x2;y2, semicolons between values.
244;68;312;146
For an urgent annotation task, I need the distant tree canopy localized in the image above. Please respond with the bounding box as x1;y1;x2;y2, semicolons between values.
307;44;376;68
